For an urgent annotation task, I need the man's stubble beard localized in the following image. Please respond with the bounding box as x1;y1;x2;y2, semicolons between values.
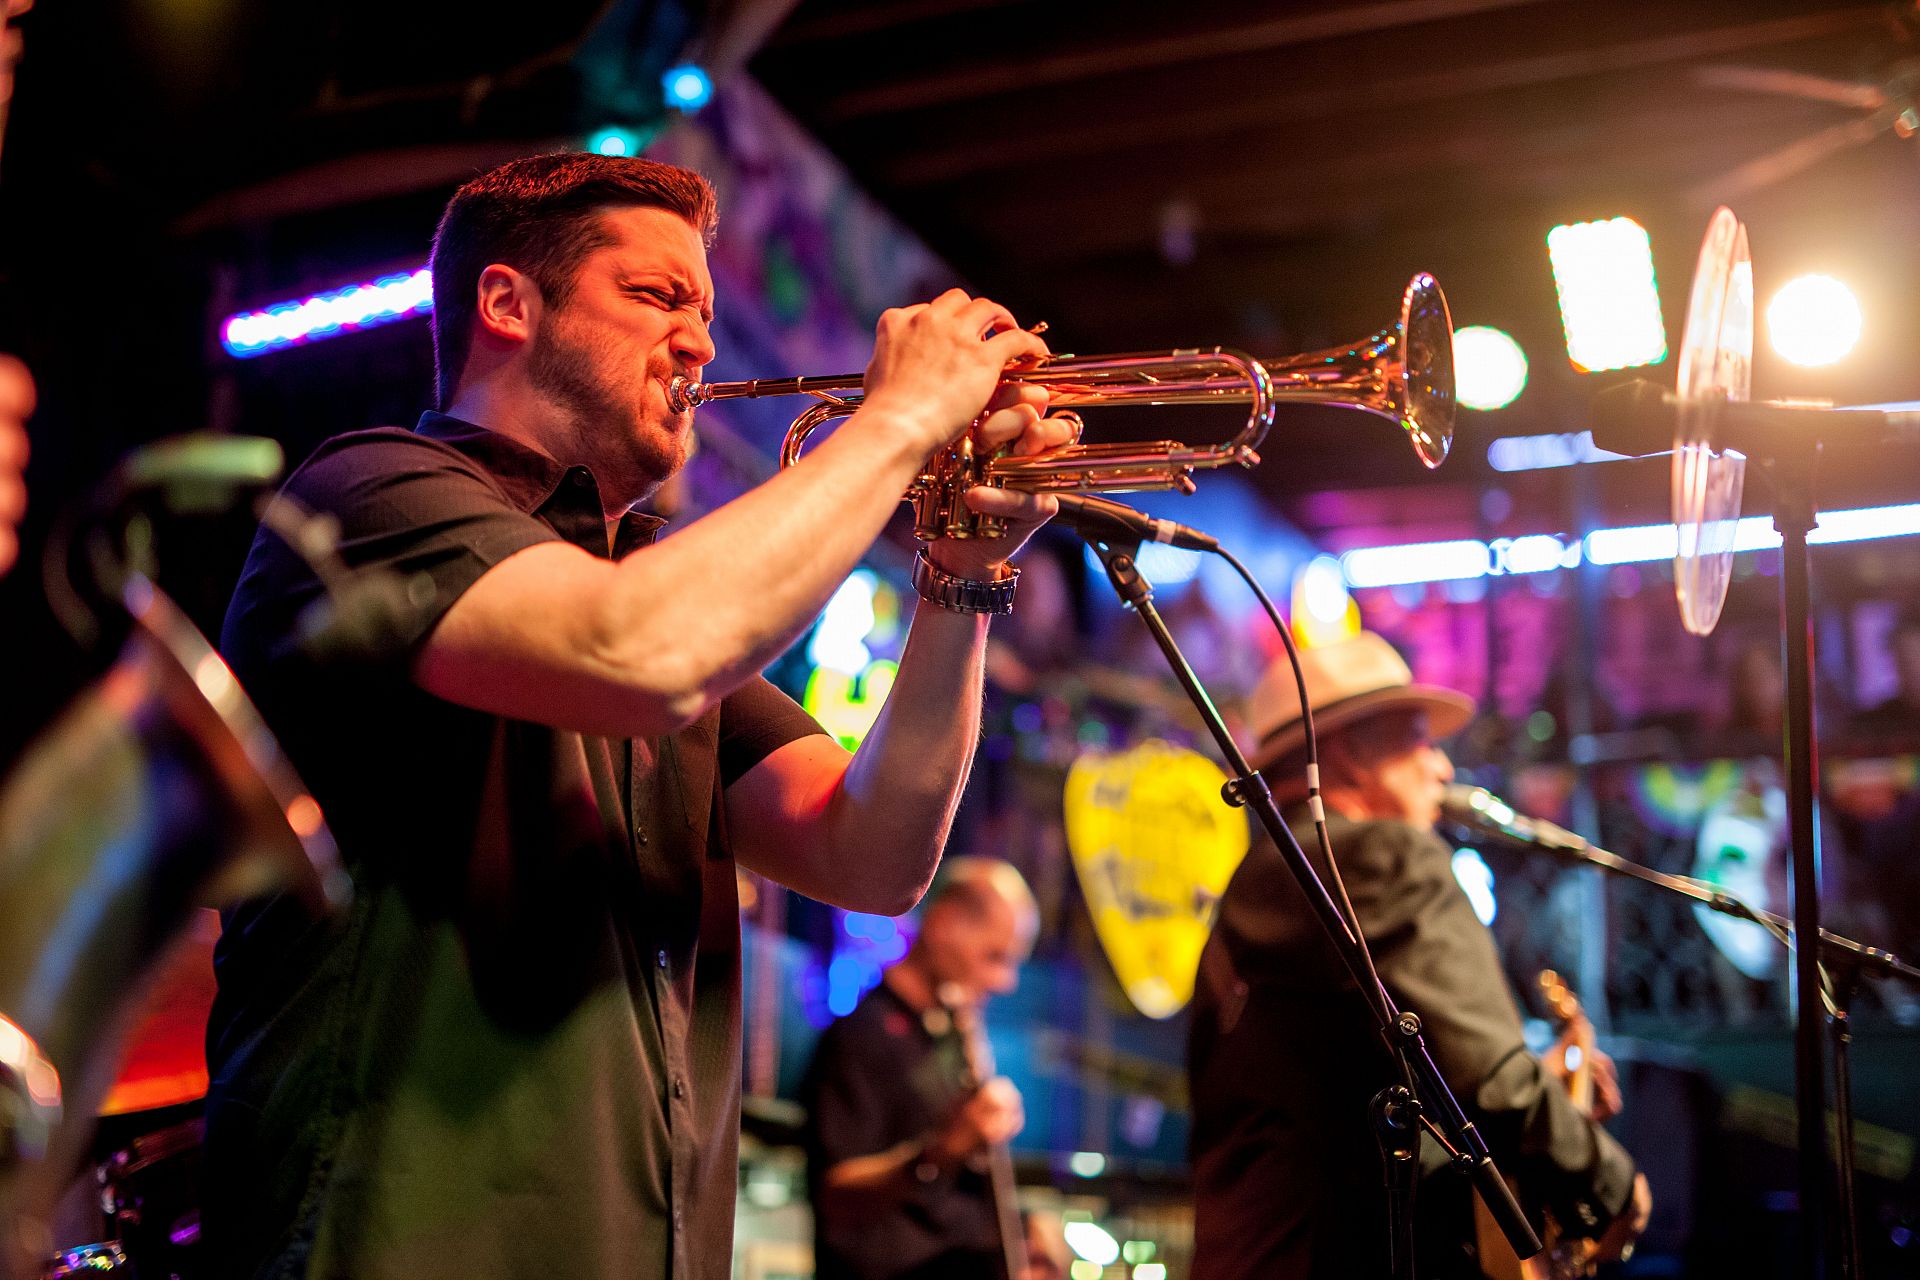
527;312;689;502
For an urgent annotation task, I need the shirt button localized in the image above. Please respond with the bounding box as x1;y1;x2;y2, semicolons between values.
657;949;669;970
570;469;592;487
673;1077;686;1099
634;827;648;846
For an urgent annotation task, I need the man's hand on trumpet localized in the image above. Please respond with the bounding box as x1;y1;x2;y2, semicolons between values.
856;287;1074;581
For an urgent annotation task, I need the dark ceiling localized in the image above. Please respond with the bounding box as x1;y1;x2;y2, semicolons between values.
749;0;1920;512
5;0;1919;521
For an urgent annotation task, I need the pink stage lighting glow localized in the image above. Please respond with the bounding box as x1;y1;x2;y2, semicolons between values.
221;267;434;358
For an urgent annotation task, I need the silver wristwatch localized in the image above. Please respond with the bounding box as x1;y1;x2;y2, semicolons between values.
910;549;1019;616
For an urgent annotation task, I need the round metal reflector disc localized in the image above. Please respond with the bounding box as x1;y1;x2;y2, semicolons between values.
1672;207;1754;637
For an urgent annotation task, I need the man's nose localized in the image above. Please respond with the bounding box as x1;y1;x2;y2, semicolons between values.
674;314;715;368
1432;746;1455;782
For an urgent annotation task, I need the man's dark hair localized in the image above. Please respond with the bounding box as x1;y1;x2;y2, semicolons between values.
429;152;718;407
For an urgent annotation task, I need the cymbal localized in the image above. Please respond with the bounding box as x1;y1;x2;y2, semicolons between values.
99;910;219;1116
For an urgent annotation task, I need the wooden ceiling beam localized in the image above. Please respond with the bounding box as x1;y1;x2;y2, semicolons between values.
924;96;1836;267
874;6;1884;186
813;0;1559;121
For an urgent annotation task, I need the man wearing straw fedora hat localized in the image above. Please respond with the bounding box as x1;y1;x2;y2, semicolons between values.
1187;632;1650;1280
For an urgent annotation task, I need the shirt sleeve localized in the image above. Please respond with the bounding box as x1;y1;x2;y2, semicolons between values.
717;675;829;786
223;427;562;685
1348;821;1638;1239
292;428;560;651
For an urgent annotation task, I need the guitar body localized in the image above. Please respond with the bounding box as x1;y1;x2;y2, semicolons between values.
1474;971;1601;1280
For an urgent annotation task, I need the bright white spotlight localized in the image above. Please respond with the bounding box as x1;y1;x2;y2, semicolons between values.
1064;1221;1121;1267
1453;325;1529;410
1546;217;1668;372
1767;274;1862;367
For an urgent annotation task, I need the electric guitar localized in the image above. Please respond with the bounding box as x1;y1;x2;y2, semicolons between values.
1475;969;1602;1280
938;984;1029;1280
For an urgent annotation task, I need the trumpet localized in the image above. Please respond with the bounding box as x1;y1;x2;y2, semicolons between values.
669;273;1456;539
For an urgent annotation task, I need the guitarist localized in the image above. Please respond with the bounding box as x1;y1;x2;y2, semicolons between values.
1188;634;1652;1280
803;858;1037;1280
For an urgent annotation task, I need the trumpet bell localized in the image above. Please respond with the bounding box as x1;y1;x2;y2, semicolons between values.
1397;272;1456;469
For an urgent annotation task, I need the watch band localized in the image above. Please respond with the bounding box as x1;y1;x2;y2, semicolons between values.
911;549;1018;616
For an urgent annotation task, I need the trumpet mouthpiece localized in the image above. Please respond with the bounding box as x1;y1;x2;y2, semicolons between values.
667;375;700;413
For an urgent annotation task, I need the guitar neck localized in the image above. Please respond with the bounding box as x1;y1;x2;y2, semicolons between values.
946;994;1030;1280
1566;1027;1597;1117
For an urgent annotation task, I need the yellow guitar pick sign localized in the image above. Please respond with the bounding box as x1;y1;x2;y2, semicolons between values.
1064;740;1250;1019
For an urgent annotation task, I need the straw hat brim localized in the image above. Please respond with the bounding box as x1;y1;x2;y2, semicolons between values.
1251;684;1476;773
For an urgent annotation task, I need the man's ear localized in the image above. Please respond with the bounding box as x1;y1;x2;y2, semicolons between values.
473;264;541;347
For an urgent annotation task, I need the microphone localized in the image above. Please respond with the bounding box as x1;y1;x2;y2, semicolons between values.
1591;379;1920;460
1439;784;1589;854
1047;493;1219;552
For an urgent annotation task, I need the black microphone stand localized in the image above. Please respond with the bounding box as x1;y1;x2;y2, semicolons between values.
1452;814;1920;1280
1079;532;1542;1276
1766;439;1837;1280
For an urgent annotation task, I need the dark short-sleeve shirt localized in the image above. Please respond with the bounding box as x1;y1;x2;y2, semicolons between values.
1188;809;1637;1280
800;983;1001;1280
204;413;825;1280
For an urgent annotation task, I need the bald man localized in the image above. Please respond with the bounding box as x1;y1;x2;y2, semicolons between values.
802;858;1038;1280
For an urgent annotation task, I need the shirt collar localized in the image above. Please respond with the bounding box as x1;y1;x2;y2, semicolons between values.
415;412;668;558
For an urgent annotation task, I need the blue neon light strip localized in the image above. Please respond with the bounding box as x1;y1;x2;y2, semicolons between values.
1341;503;1920;589
222;266;433;358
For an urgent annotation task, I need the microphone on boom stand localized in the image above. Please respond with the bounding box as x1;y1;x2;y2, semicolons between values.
1439;785;1590;854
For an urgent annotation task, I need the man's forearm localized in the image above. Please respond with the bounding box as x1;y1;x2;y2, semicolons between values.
822;598;990;913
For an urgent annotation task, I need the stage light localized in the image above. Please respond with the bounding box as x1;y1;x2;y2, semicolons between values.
1292;554;1360;648
1064;1221;1121;1267
662;64;713;112
808;570;879;676
1338;502;1920;589
589;127;639;156
1083;540;1200;586
1487;430;1626;472
221;267;433;358
1133;1266;1167;1280
1493;534;1578;575
1340;539;1489;590
1452;848;1497;926
1068;1151;1106;1178
1452;325;1528;410
1546;217;1668;372
1767;273;1862;367
1807;503;1920;545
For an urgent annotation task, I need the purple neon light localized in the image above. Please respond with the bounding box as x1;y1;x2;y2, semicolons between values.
222;266;433;358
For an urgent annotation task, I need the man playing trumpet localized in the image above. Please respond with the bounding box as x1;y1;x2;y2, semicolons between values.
204;152;1071;1280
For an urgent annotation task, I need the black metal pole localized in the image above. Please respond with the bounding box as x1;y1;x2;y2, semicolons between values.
1771;445;1834;1280
1828;960;1862;1280
1372;1086;1423;1280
